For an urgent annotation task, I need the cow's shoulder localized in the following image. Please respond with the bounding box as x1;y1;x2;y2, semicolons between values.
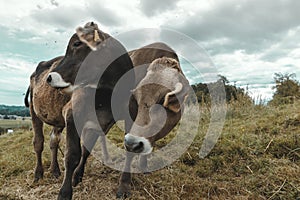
34;56;64;79
130;42;178;67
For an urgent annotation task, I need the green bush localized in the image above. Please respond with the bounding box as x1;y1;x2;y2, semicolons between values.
269;73;300;106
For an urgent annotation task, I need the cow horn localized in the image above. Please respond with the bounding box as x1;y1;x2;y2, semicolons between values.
163;82;183;107
94;30;100;42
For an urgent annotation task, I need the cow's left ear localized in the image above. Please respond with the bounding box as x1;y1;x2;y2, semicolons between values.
163;83;188;113
76;27;102;51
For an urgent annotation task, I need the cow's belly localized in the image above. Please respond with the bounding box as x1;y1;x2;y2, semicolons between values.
33;81;70;127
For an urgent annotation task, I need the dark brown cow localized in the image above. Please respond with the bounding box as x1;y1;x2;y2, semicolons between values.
25;22;114;182
44;23;135;200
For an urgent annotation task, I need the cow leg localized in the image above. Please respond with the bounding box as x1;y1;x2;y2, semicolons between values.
72;146;93;187
139;155;148;173
117;152;134;198
72;125;99;187
117;116;135;198
73;110;115;187
58;109;81;200
30;105;44;182
100;133;110;164
49;127;63;178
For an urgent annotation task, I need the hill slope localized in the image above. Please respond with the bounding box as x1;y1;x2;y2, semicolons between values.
0;101;299;199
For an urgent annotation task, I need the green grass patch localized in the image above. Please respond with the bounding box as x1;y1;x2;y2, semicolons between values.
0;119;32;135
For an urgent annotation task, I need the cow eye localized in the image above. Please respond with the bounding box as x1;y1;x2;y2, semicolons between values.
73;41;83;47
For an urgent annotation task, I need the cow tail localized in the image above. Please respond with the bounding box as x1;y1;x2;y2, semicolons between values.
24;86;30;107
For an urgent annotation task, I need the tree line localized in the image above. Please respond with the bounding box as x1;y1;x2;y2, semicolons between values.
0;105;30;117
189;75;252;105
190;73;300;106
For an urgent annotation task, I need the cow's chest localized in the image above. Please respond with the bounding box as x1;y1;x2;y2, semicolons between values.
33;80;70;126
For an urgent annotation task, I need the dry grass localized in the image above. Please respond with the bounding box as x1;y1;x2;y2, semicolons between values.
0;100;300;199
0;119;31;132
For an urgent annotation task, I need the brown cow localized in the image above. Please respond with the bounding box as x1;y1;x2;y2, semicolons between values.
117;44;190;198
25;55;69;181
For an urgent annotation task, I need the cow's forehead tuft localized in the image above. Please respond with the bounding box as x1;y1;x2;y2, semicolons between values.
84;22;99;29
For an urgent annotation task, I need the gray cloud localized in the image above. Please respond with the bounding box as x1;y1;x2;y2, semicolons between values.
87;2;121;27
167;0;300;55
30;7;84;29
260;26;300;62
115;28;163;51
30;3;121;30
139;0;179;17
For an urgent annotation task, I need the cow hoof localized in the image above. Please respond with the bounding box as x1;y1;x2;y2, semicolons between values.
58;188;72;200
50;168;61;178
117;183;131;199
33;177;41;183
34;169;44;182
34;175;42;183
52;170;61;179
57;194;72;200
116;191;131;199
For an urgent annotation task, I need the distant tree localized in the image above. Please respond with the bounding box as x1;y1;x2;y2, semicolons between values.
191;75;252;105
269;72;300;105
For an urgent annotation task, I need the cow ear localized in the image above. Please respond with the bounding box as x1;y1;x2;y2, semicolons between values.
165;99;181;113
163;83;188;113
164;94;188;113
76;27;101;51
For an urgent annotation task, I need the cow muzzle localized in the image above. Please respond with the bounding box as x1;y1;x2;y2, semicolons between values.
124;134;153;154
47;72;71;88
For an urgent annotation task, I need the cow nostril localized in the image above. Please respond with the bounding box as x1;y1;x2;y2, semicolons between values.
47;75;52;83
132;141;144;152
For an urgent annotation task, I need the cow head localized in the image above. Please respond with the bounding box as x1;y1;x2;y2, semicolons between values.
124;57;189;154
46;22;106;92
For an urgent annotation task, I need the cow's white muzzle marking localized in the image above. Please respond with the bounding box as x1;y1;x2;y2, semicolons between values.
124;134;153;155
47;72;71;88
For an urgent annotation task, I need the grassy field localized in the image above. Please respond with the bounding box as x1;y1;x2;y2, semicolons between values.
0;101;299;199
0;119;31;130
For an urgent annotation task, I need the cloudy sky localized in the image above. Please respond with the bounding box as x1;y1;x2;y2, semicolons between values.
0;0;299;105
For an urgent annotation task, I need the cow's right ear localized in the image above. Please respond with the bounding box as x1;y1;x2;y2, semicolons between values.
163;83;187;113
